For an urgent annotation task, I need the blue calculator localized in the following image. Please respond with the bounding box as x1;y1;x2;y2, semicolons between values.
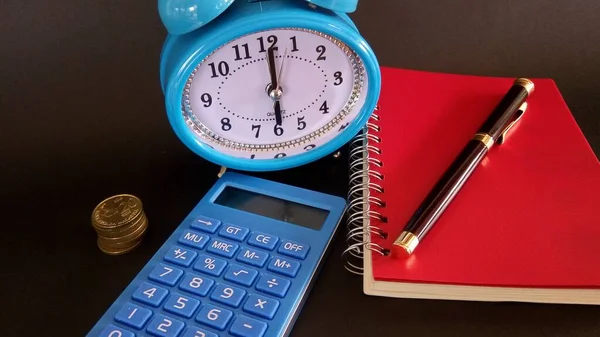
87;171;346;337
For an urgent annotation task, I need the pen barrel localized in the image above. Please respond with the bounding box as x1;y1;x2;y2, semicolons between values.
403;140;489;239
478;80;532;141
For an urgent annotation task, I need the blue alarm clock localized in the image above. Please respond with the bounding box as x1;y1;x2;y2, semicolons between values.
159;0;381;171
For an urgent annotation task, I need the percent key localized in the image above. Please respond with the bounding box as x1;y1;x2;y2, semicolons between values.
194;254;227;276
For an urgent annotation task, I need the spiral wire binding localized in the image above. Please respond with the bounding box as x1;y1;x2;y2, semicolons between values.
342;108;390;275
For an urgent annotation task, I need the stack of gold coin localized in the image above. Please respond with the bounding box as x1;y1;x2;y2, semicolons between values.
91;194;148;255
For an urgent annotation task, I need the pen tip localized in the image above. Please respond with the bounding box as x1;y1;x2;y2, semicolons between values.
515;78;535;95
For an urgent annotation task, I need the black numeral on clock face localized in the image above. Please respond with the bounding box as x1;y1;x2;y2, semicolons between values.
319;101;329;114
273;124;283;136
209;61;229;78
316;45;326;60
304;144;316;151
297;116;306;130
232;43;252;61
275;153;286;158
334;71;343;85
252;124;261;138
221;117;232;131
290;36;299;52
200;93;212;107
258;35;278;52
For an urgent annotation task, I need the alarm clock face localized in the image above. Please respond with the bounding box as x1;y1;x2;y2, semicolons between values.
181;28;369;160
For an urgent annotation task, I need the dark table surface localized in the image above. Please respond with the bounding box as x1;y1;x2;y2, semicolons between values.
2;1;599;336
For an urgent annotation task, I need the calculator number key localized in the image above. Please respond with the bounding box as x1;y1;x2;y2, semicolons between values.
164;293;201;318
146;314;185;337
114;302;153;329
196;304;233;331
132;282;169;307
100;324;135;337
179;273;215;297
210;283;247;308
148;263;184;286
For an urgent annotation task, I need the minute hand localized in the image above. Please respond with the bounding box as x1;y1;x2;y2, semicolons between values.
266;46;283;125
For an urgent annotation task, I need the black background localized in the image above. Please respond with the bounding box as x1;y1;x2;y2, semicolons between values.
1;0;599;336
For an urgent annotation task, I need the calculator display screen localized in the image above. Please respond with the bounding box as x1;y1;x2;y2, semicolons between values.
213;186;329;230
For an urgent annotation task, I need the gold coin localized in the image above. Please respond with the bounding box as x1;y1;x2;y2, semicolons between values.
97;238;143;255
91;194;148;255
94;212;147;238
97;220;148;247
91;194;143;229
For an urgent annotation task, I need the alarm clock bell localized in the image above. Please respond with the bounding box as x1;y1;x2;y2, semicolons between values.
159;0;360;35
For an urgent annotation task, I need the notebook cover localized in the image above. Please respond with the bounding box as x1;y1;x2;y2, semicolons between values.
368;66;600;287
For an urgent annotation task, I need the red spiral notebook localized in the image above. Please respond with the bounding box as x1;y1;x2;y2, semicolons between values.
344;66;600;304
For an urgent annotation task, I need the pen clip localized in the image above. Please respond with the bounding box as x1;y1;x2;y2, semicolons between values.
497;102;528;145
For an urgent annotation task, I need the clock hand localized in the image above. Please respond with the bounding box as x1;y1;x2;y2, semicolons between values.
277;47;288;85
266;46;283;126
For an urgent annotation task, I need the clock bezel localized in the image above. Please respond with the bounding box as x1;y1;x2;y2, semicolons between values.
162;8;381;171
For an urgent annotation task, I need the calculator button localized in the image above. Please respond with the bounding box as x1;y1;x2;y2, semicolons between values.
178;230;210;250
100;324;136;337
179;272;215;297
164;292;201;319
210;283;247;308
195;304;233;331
242;294;280;320
149;263;184;287
266;257;301;277
255;274;291;298
164;246;198;267
236;248;269;268
223;264;258;287
182;325;219;337
218;224;250;242
277;240;310;260
146;314;185;337
191;216;221;233
247;232;279;251
229;315;268;337
132;282;169;307
193;254;227;277
207;238;239;258
114;302;152;329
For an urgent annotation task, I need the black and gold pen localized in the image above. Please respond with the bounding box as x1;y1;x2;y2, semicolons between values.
391;78;534;258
